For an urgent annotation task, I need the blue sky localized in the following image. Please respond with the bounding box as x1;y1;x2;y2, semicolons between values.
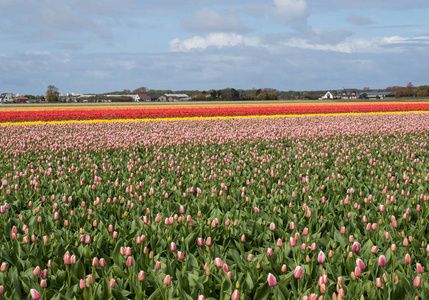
1;0;429;95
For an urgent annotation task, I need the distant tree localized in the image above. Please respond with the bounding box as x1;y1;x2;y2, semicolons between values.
220;88;239;100
133;87;148;94
416;85;429;97
46;85;59;102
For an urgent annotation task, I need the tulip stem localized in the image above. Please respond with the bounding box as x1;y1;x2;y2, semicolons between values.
90;286;93;300
273;288;278;300
164;286;168;300
392;254;395;273
66;265;70;287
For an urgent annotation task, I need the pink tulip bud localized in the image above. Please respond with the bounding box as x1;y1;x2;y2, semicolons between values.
112;231;118;239
138;271;145;281
267;248;273;257
303;227;309;235
155;261;161;270
290;222;296;230
205;237;212;247
163;275;171;286
356;258;366;270
30;289;42;300
215;257;223;268
178;251;185;261
277;238;283;247
294;266;303;279
340;226;346;234
290;237;296;247
371;246;377;253
109;278;116;289
79;279;86;289
170;242;177;251
351;242;361;252
198;295;205;300
375;278;382;288
269;222;276;231
40;279;47;288
241;234;246;242
405;253;411;264
33;266;41;276
267;273;277;287
414;276;422;288
417;263;424;274
318;251;326;264
87;274;94;285
100;258;106;267
126;256;133;267
197;238;204;247
231;289;240;300
352;267;360;278
378;255;387;267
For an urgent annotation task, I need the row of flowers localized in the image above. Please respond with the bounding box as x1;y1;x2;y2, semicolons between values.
2;102;429;123
1;112;429;299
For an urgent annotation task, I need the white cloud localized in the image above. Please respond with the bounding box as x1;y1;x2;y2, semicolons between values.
273;0;309;23
170;33;260;52
246;0;309;25
181;8;251;33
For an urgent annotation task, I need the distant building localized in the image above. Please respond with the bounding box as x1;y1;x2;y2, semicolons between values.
320;91;335;100
0;93;15;103
158;94;192;102
360;91;394;99
341;89;360;99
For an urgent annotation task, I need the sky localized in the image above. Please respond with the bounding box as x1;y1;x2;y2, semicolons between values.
1;0;429;95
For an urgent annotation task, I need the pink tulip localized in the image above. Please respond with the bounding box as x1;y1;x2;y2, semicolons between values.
205;238;212;247
378;255;387;267
198;295;205;300
290;222;296;230
79;279;86;289
269;222;276;231
138;271;145;281
126;256;133;267
294;266;303;279
267;273;277;287
231;289;240;300
267;248;273;257
414;276;422;288
109;278;116;289
277;238;283;247
405;253;411;264
215;258;223;268
155;261;161;270
100;258;106;267
356;258;366;270
318;251;326;264
197;238;204;247
417;263;424;274
290;237;296;247
163;275;171;286
33;266;41;276
178;251;185;261
30;289;42;300
351;242;361;252
375;278;382;288
170;242;177;251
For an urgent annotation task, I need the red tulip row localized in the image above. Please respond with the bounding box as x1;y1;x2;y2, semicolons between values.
1;102;429;122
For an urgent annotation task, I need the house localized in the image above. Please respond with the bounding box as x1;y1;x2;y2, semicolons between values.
105;94;141;102
320;91;335;100
341;89;360;99
14;97;29;103
0;93;15;103
359;91;394;99
158;94;192;102
137;93;152;101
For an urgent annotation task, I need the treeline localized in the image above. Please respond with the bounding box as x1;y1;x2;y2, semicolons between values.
387;83;429;98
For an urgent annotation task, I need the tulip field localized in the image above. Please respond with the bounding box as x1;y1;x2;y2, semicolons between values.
1;103;429;299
